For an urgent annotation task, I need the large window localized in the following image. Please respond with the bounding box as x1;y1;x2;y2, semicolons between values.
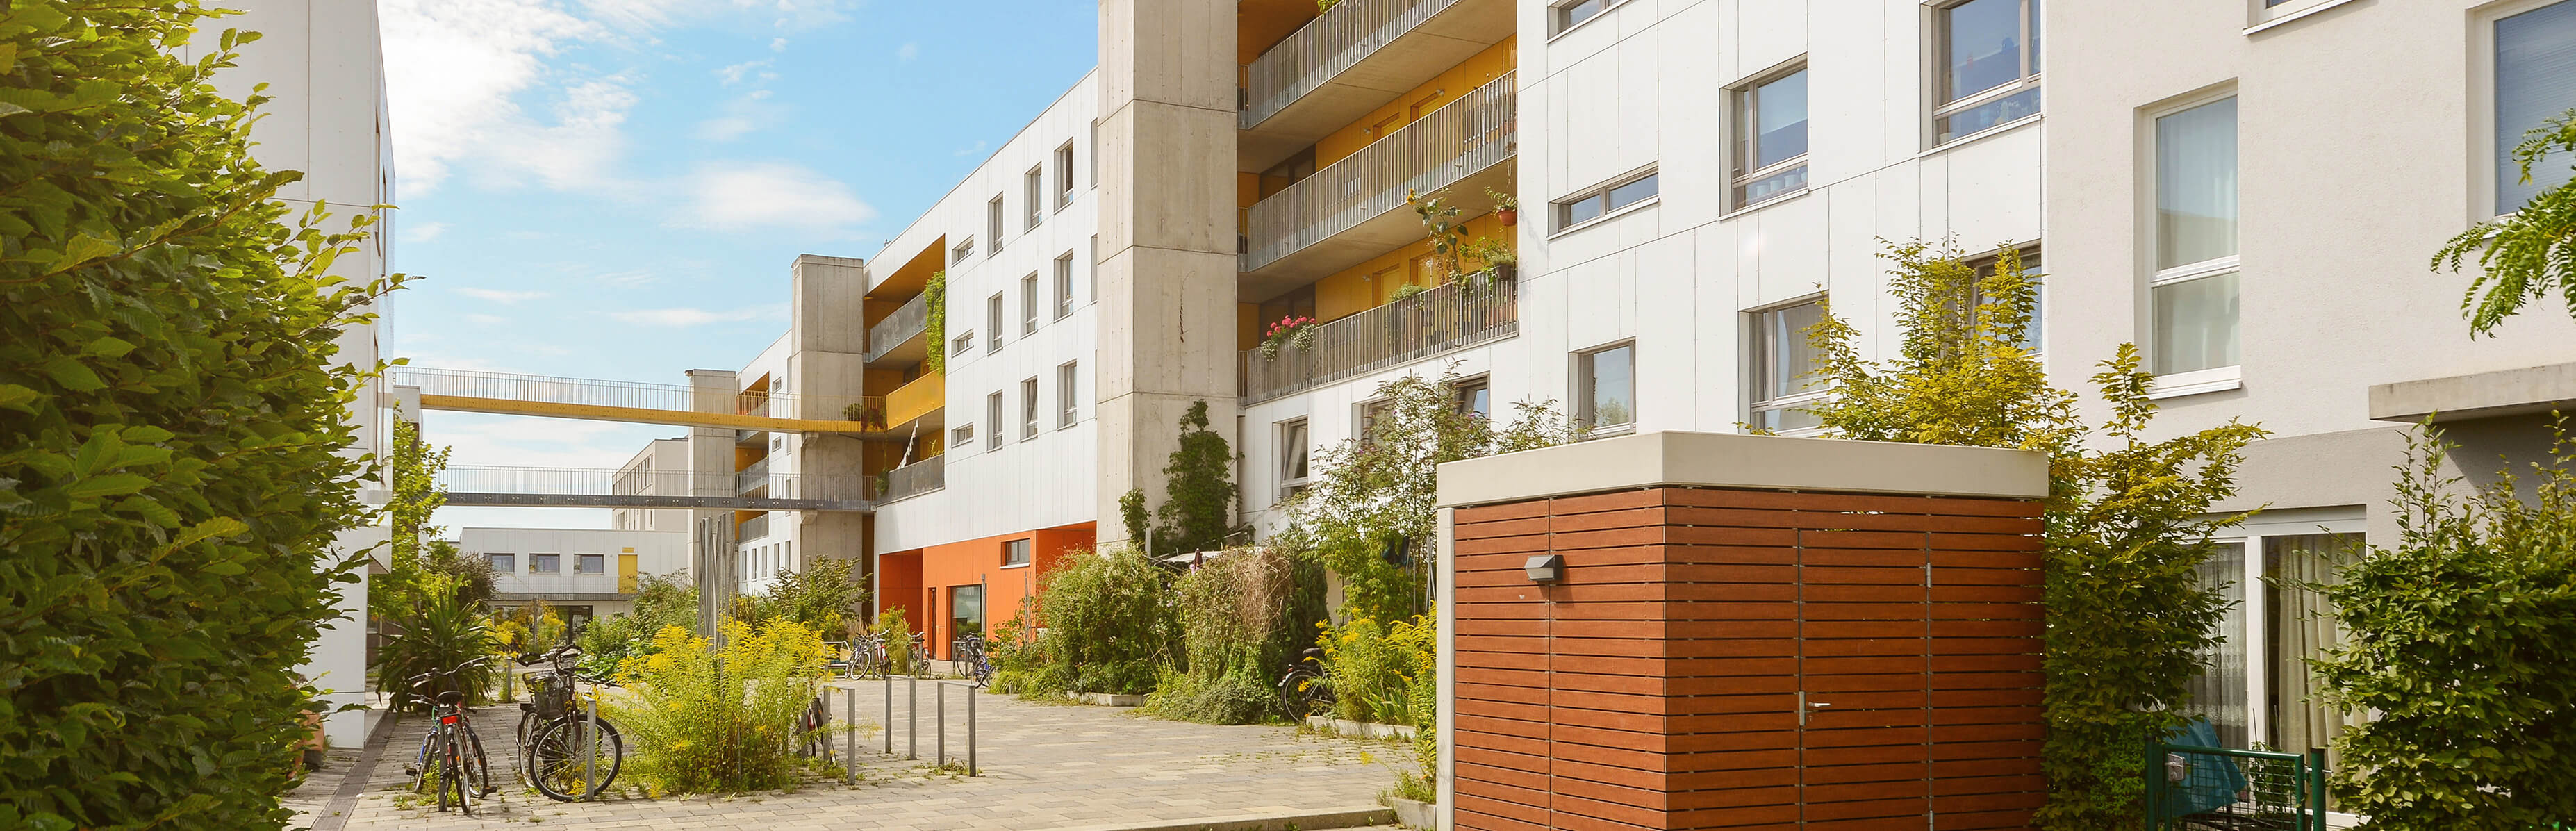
2151;96;2240;379
576;554;604;575
530;553;561;573
986;195;1005;254
487;553;515;573
1020;377;1039;441
1575;343;1635;431
1025;166;1045;229
2187;520;2361;774
1003;538;1032;567
1021;273;1039;335
2494;1;2576;214
1054;254;1075;319
1732;65;1810;208
1278;418;1310;502
1554;170;1658;230
1934;0;2042;145
986;293;1005;352
1057;361;1078;428
1551;0;1626;35
1750;299;1827;432
985;391;1003;450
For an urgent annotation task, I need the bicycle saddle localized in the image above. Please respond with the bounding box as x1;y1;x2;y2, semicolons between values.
436;690;465;705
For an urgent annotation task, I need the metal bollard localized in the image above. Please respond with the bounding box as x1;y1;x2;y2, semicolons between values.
905;676;917;760
584;693;598;800
843;686;857;784
966;683;977;776
882;673;893;755
936;682;947;768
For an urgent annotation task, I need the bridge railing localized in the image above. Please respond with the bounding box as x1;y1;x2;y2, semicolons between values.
395;367;887;423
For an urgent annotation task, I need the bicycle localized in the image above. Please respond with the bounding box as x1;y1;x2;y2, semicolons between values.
951;634;993;688
852;632;891;680
515;642;624;802
907;630;931;677
399;656;498;813
795;680;836;762
1277;647;1336;723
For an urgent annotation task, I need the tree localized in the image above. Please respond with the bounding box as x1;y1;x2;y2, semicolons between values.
1;3;399;828
2434;109;2576;335
1801;241;2264;829
1153;400;1238;555
374;418;451;617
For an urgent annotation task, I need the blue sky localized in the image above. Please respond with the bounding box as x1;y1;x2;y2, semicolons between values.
379;0;1099;531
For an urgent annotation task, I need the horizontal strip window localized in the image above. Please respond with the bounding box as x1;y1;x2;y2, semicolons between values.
1555;169;1658;229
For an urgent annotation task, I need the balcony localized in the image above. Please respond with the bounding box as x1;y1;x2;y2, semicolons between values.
736;456;771;494
737;511;770;542
881;455;945;504
866;292;932;367
1242;274;1519;402
886;372;946;433
1239;0;1514;172
1241;71;1516;298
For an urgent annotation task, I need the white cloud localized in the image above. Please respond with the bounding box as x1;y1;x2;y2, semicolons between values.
895;42;918;62
456;287;551;304
465;313;511;325
694;90;779;142
954;140;988;158
674;161;875;231
769;37;788;52
713;58;770;85
403;220;450;242
609;304;787;326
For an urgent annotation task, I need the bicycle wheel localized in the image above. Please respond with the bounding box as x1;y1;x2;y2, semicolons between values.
529;716;624;802
459;722;493;798
438;723;469;814
1279;667;1332;722
408;732;436;793
798;698;834;762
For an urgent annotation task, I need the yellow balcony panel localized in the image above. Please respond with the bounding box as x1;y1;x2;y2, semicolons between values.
886;371;946;431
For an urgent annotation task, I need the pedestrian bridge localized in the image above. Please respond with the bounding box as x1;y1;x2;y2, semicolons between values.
392;367;895;436
436;466;873;512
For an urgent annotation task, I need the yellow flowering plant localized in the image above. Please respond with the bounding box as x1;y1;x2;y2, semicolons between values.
606;618;841;794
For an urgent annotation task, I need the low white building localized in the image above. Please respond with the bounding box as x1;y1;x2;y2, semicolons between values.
456;527;688;625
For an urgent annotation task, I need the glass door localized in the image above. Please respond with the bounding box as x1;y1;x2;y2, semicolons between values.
950;585;984;655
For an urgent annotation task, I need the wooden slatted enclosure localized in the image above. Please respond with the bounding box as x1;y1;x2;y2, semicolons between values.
1434;431;2049;831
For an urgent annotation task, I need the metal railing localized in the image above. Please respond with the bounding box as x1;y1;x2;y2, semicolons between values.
1242;72;1516;272
394;367;882;421
2145;741;2331;831
736;456;771;494
737;511;770;542
868;293;931;360
882;455;946;503
738;393;770;418
1242;275;1519;402
1242;0;1462;129
438;466;838;497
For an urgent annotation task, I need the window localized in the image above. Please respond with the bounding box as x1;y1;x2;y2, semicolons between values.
1575;343;1636;431
987;293;1005;351
1025;166;1045;229
2186;518;2363;777
2150;96;2240;378
1732;65;1810;208
1055;142;1075;208
487;553;515;573
1751;299;1827;432
986;391;1003;450
1088;120;1100;187
1089;235;1100;298
2493;1;2576;214
1966;246;2044;354
1021;273;1039;335
1278;418;1310;502
986;195;1005;254
1358;399;1392;443
1003;538;1032;567
2254;0;2346;25
952;423;975;447
1551;0;1624;35
1054;254;1075;319
952;330;975;356
951;236;974;263
576;553;604;575
1021;377;1039;440
1058;361;1078;427
531;553;561;573
1554;170;1658;229
1456;377;1491;419
1933;0;2042;145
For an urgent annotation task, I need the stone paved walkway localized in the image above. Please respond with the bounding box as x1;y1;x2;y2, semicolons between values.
292;679;1410;830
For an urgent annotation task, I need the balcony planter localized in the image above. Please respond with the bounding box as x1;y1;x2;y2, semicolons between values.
1260;315;1319;359
1496;207;1517;227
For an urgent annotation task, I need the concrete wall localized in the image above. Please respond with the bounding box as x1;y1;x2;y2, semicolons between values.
459;527;689;595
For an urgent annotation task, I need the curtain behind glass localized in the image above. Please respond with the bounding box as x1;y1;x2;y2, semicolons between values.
2495;1;2576;213
2187;542;2251;748
1758;302;1826;401
2265;534;2356;774
2156;98;2240;270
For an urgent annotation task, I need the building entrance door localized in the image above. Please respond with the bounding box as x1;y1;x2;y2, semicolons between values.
1792;527;1935;823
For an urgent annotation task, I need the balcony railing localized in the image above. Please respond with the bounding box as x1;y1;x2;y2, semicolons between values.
868;292;930;360
882;455;945;503
1242;0;1461;129
1243;72;1516;272
736;456;770;494
1242;274;1519;402
737;511;770;542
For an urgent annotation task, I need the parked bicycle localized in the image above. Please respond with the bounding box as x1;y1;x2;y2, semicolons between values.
795;679;836;762
1277;647;1336;723
852;631;891;680
399;656;498;814
951;634;993;688
907;630;930;677
515;641;624;802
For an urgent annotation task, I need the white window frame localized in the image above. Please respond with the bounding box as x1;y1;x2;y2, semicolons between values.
1573;340;1637;435
985;391;1003;450
1551;167;1660;234
2475;0;2576;220
1020;377;1039;441
1277;418;1310;504
531;553;561;573
951;329;975;357
2144;89;2243;395
1747;296;1829;436
1548;0;1628;39
1055;142;1076;208
2246;0;2363;33
1057;361;1078;428
2188;509;2366;824
1730;59;1811;211
986;293;1005;352
1002;538;1032;568
951;236;974;263
986;195;1005;256
951;422;975;448
1053;254;1075;319
1021;273;1039;335
1024;165;1046;230
1929;0;2044;147
487;552;514;573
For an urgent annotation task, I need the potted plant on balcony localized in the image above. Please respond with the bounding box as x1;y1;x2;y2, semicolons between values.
1487;186;1519;227
1260;315;1319;359
842;400;886;430
1463;236;1517;286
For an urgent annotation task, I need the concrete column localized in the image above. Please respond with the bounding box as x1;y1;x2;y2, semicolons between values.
683;369;738;600
1093;0;1238;546
789;254;872;627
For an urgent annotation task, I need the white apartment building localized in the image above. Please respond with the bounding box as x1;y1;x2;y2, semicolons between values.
204;0;397;748
609;438;693;532
458;527;688;624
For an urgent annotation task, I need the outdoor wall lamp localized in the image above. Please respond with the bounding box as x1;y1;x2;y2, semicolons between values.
1524;554;1564;584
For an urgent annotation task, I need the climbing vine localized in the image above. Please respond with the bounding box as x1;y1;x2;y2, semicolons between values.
923;270;946;372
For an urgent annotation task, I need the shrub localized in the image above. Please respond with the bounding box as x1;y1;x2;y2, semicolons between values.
1143;547;1321;723
2311;425;2576;828
1;5;399;826
1318;610;1435;725
735;558;868;638
870;607;925;676
1028;547;1176;696
377;593;500;709
576;571;695;675
1137;666;1275;725
609;619;835;795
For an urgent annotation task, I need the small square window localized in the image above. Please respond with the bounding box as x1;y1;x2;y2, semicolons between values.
1003;538;1032;567
1574;343;1636;431
531;553;561;573
487;553;515;573
576;554;604;574
1455;377;1492;419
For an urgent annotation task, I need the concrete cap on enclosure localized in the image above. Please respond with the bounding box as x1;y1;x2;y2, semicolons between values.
1433;429;2049;507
